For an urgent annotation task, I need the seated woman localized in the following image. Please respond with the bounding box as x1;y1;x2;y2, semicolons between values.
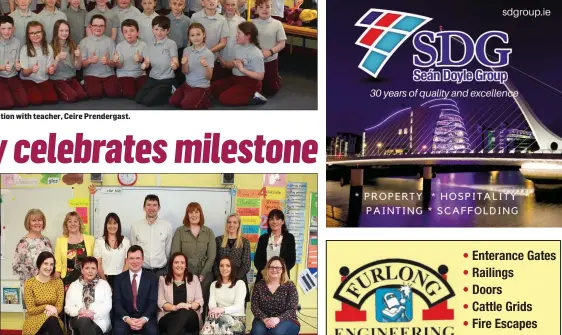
201;256;247;335
157;252;204;335
250;256;300;335
13;209;53;284
23;251;65;335
213;214;251;304
65;257;112;335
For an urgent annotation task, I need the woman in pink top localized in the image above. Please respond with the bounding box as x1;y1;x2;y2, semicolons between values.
157;252;204;335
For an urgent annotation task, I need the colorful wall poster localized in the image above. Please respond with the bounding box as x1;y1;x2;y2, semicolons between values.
307;192;318;273
286;182;307;264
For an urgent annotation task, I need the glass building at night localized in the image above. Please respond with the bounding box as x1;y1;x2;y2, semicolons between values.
363;99;471;155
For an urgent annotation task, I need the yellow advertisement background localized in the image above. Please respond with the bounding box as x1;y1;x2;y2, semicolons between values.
327;241;561;334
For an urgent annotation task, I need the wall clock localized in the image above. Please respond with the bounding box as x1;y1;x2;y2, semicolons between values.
117;174;137;186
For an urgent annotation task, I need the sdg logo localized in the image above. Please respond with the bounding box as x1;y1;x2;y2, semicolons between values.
355;9;432;78
355;9;512;81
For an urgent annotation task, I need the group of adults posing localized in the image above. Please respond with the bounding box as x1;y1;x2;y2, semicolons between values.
13;194;299;335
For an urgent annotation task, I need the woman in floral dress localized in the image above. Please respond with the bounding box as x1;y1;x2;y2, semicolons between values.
53;211;95;290
201;256;247;335
13;209;53;284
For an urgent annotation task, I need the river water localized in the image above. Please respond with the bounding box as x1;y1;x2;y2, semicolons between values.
327;171;562;227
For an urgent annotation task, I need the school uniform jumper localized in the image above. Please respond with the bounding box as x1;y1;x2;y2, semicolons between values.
79;34;122;98
169;45;214;109
253;17;286;96
115;38;148;99
211;43;264;106
19;44;58;105
0;37;28;108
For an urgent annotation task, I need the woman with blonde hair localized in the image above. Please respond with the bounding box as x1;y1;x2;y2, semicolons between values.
13;209;53;284
171;202;216;319
213;213;250;301
54;211;95;290
250;256;300;335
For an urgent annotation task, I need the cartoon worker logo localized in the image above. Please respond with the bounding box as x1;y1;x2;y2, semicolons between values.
376;287;413;322
334;260;455;323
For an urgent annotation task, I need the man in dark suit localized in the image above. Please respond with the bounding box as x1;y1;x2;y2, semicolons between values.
113;245;159;335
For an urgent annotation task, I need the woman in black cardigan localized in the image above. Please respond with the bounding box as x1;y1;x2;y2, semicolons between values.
254;209;296;283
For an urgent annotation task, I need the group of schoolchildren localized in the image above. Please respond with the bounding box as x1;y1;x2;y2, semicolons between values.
0;0;288;109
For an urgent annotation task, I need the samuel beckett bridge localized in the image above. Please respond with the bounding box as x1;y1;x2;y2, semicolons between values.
327;74;562;223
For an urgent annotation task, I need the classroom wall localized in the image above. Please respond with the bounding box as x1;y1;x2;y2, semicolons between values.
0;173;318;334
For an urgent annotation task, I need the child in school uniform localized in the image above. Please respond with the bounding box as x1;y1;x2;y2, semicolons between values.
137;0;158;43
114;19;147;98
85;0;109;12
59;0;86;11
167;0;189;88
135;15;178;106
85;0;119;40
50;19;86;102
0;16;28;109
19;21;58;104
214;0;243;81
169;22;213;109
253;0;285;95
111;0;141;44
63;0;87;44
211;21;266;106
9;0;39;43
9;0;39;14
37;0;66;43
190;0;227;78
79;14;121;98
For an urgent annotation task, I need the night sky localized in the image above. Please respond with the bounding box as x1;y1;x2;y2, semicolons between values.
327;0;562;137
